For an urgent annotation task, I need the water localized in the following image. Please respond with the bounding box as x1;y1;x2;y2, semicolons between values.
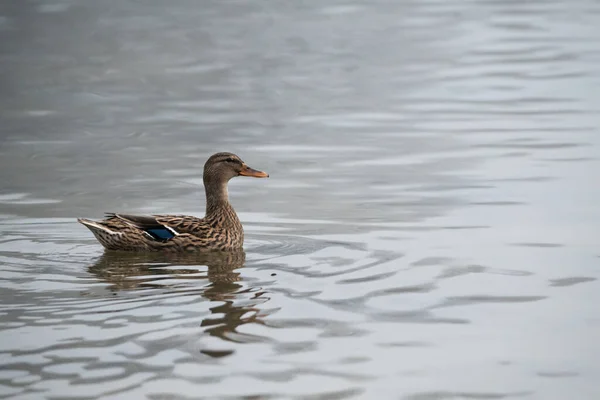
1;0;599;398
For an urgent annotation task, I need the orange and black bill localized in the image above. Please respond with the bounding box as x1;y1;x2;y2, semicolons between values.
239;164;269;178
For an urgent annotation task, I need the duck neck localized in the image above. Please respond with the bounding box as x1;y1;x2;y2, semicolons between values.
204;178;240;228
204;177;230;214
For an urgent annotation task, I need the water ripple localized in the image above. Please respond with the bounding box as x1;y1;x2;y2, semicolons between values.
1;0;600;398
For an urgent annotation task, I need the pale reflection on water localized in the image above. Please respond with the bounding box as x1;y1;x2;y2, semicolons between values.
1;0;600;399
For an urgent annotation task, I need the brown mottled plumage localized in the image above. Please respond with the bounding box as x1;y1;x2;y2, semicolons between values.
78;152;268;252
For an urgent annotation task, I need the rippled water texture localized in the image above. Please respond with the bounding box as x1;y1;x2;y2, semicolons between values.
1;0;600;399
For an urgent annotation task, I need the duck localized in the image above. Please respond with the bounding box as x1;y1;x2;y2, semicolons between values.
78;152;268;252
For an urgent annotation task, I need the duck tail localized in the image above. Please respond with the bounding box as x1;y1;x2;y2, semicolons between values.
78;218;123;250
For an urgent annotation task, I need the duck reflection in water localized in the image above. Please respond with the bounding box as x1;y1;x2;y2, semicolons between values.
88;250;269;353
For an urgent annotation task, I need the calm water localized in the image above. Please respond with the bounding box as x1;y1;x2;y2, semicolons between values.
1;0;600;399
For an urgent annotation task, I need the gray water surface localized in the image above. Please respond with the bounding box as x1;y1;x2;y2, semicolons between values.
1;1;600;399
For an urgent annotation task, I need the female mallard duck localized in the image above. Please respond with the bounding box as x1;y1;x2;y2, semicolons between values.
78;152;268;252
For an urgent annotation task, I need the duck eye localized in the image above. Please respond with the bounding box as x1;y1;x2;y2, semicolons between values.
225;158;237;163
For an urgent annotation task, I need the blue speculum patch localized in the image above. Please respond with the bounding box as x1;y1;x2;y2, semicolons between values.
145;227;175;240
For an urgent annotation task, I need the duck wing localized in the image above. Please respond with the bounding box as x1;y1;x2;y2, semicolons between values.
106;213;211;240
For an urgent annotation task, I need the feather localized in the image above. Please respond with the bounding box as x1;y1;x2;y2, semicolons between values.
102;213;180;243
145;227;176;241
110;214;178;234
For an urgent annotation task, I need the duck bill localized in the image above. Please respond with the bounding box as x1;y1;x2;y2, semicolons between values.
239;164;269;178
